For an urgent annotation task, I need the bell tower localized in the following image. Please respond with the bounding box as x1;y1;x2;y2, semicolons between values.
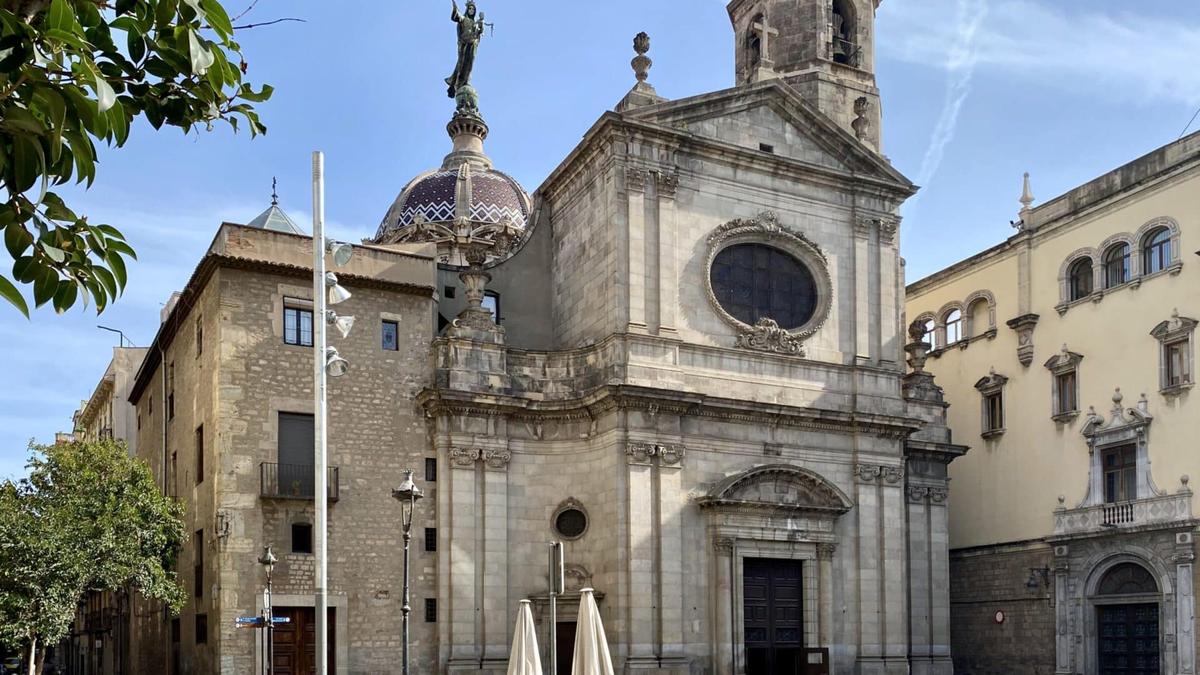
728;0;884;150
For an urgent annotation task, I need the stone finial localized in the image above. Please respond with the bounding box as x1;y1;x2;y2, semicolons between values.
1112;387;1123;405
1138;392;1149;412
1057;494;1065;505
1020;172;1034;211
615;31;666;112
632;32;652;82
1183;475;1191;487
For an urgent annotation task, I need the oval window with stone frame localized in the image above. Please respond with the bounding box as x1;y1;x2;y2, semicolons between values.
709;243;819;330
703;212;834;354
554;507;588;540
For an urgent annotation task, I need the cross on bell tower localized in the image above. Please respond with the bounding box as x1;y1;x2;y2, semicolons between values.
728;0;885;150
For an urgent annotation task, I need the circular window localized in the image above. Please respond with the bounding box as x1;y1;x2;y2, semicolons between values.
553;504;588;540
709;243;818;330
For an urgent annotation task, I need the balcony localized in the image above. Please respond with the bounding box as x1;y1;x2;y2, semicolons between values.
1053;491;1193;537
260;462;339;501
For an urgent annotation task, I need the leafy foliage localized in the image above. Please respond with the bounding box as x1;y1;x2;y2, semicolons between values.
0;0;272;316
0;439;186;657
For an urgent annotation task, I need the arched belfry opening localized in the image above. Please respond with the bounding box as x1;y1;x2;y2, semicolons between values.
831;0;858;66
747;13;765;68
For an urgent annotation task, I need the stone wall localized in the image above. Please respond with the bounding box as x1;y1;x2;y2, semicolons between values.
948;543;1055;675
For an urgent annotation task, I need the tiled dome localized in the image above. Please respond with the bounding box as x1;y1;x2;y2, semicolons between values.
373;163;530;244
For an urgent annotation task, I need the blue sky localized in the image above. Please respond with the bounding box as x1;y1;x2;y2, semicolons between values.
1;0;1198;477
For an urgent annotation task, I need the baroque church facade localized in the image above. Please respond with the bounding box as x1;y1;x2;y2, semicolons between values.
109;1;967;674
372;0;962;672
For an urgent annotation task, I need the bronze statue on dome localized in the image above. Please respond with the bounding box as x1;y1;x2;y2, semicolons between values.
446;0;486;99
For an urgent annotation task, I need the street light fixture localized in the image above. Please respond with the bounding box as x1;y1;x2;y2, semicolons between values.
325;272;352;305
327;241;354;267
325;348;349;378
327;311;356;340
391;469;424;675
259;545;278;675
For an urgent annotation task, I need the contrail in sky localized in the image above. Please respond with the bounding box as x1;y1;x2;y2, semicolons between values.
910;0;988;213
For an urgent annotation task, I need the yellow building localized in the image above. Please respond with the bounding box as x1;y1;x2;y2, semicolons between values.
906;131;1200;674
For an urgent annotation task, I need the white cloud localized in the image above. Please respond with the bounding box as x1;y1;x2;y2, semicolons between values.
880;0;1200;107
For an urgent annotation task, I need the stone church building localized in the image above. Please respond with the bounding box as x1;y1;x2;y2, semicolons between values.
112;1;967;674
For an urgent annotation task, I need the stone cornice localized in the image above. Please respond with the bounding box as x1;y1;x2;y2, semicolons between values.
417;384;923;440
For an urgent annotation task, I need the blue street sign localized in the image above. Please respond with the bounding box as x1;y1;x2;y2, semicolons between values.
272;616;291;624
235;616;264;628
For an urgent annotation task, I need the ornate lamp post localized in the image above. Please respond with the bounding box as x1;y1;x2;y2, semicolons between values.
391;470;424;675
258;545;278;675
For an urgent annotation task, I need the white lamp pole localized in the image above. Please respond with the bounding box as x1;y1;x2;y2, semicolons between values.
312;151;330;675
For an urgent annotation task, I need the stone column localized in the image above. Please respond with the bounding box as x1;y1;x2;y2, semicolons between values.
881;466;909;670
927;488;951;673
1053;549;1071;675
711;538;736;675
853;218;873;361
1176;535;1196;675
657;446;686;661
446;447;480;667
854;464;884;670
624;443;656;666
481;449;511;667
655;171;679;337
878;219;898;363
817;543;837;649
625;167;648;333
905;486;932;670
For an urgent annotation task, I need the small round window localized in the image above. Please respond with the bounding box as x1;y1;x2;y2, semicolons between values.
554;506;588;540
709;243;818;330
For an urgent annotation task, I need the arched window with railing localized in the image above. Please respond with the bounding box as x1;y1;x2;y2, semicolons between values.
1142;227;1172;275
944;309;963;345
1068;258;1094;301
1103;243;1131;288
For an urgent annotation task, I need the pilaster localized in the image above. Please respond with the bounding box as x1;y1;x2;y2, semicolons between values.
626;167;649;334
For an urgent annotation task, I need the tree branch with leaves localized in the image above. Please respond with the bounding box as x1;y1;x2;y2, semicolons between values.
0;0;273;316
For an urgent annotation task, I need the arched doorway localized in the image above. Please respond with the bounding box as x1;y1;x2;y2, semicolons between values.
1093;562;1160;675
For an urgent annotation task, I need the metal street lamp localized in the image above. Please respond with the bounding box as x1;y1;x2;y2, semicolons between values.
259;545;278;675
311;151;355;675
391;469;424;675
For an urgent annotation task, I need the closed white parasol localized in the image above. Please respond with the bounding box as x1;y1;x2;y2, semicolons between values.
571;588;614;675
507;600;543;675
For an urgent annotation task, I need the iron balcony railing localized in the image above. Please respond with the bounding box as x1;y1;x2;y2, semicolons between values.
259;462;339;501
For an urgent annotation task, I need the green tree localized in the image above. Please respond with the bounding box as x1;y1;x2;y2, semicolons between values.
0;439;186;674
0;0;272;317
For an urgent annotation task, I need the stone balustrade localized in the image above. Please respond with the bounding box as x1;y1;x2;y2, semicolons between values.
1053;490;1193;536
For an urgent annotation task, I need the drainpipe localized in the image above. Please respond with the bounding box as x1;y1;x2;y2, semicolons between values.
160;344;167;495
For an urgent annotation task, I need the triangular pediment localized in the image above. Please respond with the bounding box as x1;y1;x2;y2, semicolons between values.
625;80;912;189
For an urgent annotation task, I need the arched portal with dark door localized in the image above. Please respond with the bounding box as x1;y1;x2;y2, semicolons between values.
1094;562;1161;675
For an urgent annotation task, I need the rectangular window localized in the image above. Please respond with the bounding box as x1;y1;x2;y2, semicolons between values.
137;412;142;431
424;527;437;552
195;425;204;485
1055;371;1077;414
195;316;203;358
1103;445;1137;503
292;522;313;554
278;413;316;497
424;598;437;623
482;291;500;322
425;457;437;483
193;530;203;598
443;286;456;299
382;320;399;351
283;299;314;347
1165;339;1190;387
167;362;175;421
983;392;1004;432
194;613;207;645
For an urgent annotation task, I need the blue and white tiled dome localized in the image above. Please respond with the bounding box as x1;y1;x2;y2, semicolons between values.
373;163;530;245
